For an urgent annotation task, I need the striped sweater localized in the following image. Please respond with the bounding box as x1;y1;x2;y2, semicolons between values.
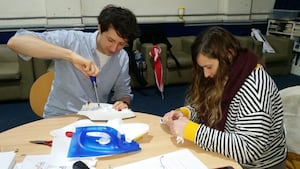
182;66;287;168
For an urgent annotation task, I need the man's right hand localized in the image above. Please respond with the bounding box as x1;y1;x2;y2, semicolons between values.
70;52;99;77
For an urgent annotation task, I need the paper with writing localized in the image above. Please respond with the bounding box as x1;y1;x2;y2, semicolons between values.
114;149;208;169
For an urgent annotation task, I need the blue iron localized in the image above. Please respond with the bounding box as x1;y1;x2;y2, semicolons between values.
67;126;141;158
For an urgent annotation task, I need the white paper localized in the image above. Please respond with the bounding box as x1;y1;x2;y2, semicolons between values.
107;119;149;142
78;103;136;121
0;151;16;169
19;154;96;169
114;149;208;169
19;154;72;169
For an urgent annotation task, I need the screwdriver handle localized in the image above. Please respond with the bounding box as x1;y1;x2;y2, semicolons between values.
90;76;97;85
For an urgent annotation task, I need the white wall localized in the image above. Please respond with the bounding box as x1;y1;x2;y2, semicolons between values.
0;0;275;29
251;0;277;20
81;0;222;24
0;0;47;27
46;0;82;26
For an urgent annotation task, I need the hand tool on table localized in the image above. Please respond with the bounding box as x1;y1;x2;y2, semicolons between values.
90;76;100;105
29;132;73;147
30;140;52;147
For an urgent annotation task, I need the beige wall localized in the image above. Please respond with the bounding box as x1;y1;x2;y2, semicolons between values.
0;0;275;29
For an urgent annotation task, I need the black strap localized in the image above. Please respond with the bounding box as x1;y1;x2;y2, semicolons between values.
124;42;148;87
140;27;181;68
168;48;181;68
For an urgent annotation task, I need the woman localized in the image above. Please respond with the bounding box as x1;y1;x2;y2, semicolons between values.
162;26;286;168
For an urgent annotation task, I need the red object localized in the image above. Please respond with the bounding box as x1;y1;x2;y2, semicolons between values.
149;45;164;99
65;131;73;138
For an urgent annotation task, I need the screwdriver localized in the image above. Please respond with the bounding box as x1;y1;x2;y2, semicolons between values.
90;76;100;104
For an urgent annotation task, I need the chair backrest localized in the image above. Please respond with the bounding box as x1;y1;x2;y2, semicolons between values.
279;86;300;154
29;71;54;117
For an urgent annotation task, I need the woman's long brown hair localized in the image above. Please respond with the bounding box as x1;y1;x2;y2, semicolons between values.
186;26;244;128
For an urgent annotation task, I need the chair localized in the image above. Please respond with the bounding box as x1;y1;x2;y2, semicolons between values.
29;71;54;117
263;35;294;76
279;86;300;169
133;35;263;87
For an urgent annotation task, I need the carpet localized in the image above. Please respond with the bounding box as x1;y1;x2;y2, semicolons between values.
0;74;299;132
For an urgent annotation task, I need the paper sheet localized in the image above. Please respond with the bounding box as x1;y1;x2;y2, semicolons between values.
78;103;136;121
19;154;96;169
19;154;72;169
0;151;16;169
114;149;208;169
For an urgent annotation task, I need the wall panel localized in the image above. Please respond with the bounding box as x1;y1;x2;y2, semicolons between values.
45;0;82;27
0;0;276;29
0;0;47;28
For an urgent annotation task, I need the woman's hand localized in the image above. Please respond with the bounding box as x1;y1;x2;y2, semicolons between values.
162;109;183;124
172;117;189;137
162;109;188;137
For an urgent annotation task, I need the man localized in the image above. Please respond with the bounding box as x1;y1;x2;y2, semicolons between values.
7;4;139;117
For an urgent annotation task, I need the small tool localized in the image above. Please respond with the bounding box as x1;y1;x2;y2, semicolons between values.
90;76;100;104
29;131;72;147
30;140;52;147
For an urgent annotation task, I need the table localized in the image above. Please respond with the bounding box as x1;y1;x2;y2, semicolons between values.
0;113;242;169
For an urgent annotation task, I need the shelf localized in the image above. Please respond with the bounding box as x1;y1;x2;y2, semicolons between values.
293;33;300;37
267;19;300;61
268;30;291;36
267;19;300;39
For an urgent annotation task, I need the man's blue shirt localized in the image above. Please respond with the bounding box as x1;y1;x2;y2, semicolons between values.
16;29;132;117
